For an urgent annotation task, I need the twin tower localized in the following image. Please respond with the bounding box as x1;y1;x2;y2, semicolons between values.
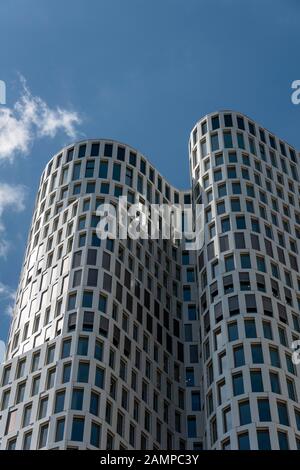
1;111;300;450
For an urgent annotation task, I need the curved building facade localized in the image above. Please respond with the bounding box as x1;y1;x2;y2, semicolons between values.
189;111;300;450
0;111;300;450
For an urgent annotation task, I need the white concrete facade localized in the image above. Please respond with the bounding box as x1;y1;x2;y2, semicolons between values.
0;111;300;449
190;111;300;449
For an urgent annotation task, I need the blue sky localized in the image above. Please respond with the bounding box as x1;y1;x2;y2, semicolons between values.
0;0;300;346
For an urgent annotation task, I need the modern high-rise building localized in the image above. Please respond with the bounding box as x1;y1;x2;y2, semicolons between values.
1;111;300;450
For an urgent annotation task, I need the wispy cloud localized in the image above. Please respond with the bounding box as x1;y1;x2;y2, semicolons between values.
0;281;16;317
0;76;82;163
0;183;27;257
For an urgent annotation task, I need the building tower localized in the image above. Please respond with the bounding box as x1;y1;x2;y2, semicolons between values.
189;111;300;450
0;111;300;450
0;138;202;450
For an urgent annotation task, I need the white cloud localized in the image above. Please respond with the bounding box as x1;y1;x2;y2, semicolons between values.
0;340;6;364
0;76;81;163
0;282;16;314
0;183;27;257
0;282;16;321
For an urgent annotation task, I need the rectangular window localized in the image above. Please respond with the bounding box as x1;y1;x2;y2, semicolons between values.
55;418;65;442
38;423;49;449
90;422;101;447
77;362;89;383
71;417;85;441
239;400;251;425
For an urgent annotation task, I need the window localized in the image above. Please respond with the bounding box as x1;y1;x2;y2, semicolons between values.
245;319;256;338
117;412;124;436
236;215;246;230
263;321;273;340
71;417;85;441
234;345;245;367
16;359;26;378
85;160;95;178
1;366;10;386
187;416;197;438
61;339;71;359
90;422;101;448
71;388;84;410
287;378;297;401
54;390;65;413
223;131;233;148
270;371;281;394
94;340;103;361
112;163;121;181
251;344;263;364
211;115;220;130
225;255;235;272
278;431;289;450
91;142;100;156
295;409;300;431
235;232;245;249
214;169;222;182
23;431;32;450
211;133;219;152
227;166;236;178
46;368;56;390
99;161;108;178
218;380;227;404
286;354;295;375
258;399;271;422
77;362;89;383
22;404;32;427
98;294;107;313
238;432;250;450
232;373;244;396
95;367;105;389
240;253;251;269
223;407;232;433
77;337;89;355
104;143;113;157
16;382;26;404
82;291;93;308
55;418;65;442
90;391;100;416
31;375;40;396
218;183;227;197
86;182;95;193
78;144;86;158
191;392;201;411
239;400;251;425
257;429;271;450
270;347;281;368
38;423;49;449
62;363;71;383
257;256;266;272
228;322;238;342
277;402;289;426
228;295;239;316
230;198;241;212
186;368;195;387
38;396;48;419
68;293;77;310
221;217;230;233
250;370;264;392
215;153;223;166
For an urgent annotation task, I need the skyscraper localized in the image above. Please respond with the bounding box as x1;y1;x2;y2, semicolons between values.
1;111;300;450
